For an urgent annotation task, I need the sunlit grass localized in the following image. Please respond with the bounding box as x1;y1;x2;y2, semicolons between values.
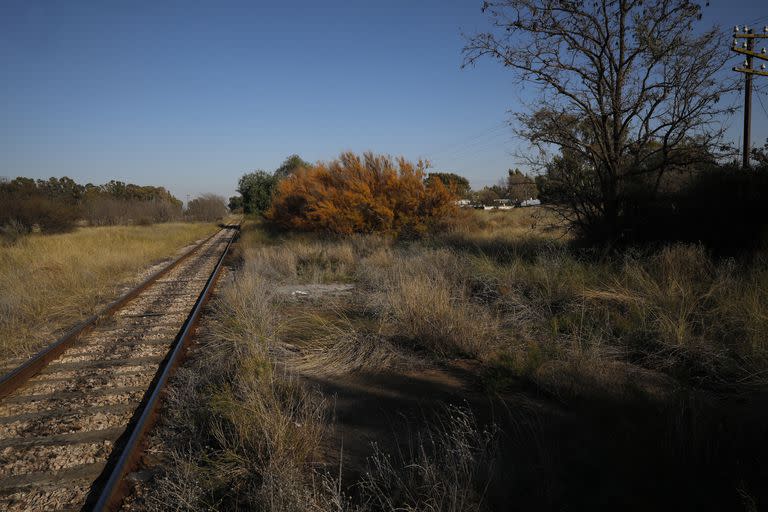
0;222;217;362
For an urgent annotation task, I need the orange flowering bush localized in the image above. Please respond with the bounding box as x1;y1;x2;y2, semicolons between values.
266;152;458;236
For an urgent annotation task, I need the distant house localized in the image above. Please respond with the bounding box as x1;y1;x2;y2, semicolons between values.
455;199;472;207
493;198;512;206
520;198;541;207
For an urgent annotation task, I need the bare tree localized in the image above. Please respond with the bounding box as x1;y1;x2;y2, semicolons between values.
464;0;737;240
185;194;228;222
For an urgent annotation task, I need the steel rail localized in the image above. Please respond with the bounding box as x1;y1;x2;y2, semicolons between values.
0;227;223;400
89;224;239;511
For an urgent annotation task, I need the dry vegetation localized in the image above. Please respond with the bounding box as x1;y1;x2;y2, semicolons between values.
0;222;217;362
139;248;498;511
139;207;768;510
266;152;457;237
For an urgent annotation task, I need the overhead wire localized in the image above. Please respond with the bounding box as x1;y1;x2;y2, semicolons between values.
425;123;513;166
431;129;511;161
757;87;768;119
423;121;509;159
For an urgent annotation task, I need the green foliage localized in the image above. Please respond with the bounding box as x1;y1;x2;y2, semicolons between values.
274;154;310;180
425;172;471;198
228;195;243;212
237;170;277;214
87;179;182;207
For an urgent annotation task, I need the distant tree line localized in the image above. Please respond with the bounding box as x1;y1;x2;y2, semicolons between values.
469;169;539;206
0;176;227;239
185;193;228;222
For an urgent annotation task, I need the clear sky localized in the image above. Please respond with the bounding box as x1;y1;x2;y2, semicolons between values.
1;0;767;202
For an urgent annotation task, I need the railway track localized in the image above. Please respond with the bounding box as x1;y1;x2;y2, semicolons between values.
0;223;239;511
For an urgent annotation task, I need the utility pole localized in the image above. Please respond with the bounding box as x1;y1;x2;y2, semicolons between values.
732;25;768;169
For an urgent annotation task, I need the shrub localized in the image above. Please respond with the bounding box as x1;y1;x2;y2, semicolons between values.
185;194;228;222
238;170;278;214
0;195;79;233
82;197;182;226
266;152;458;236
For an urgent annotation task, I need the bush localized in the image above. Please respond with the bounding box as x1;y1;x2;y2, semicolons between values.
185;194;228;221
82;197;182;226
238;171;277;214
267;152;458;236
0;195;79;234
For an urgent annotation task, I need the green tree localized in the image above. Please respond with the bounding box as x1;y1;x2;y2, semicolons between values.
36;177;83;204
425;172;471;198
505;169;538;202
274;154;310;180
474;186;500;205
228;195;243;212
238;171;277;214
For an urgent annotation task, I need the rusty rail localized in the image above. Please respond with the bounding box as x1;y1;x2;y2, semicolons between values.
89;224;239;511
0;227;223;400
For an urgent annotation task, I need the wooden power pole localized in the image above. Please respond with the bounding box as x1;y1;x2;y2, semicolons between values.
732;25;768;169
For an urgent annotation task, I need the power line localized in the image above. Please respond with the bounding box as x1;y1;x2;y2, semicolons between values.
431;129;510;160
425;125;511;165
757;88;768;119
423;122;508;160
433;133;514;164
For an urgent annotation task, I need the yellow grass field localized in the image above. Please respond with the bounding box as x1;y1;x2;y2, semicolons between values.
0;222;218;363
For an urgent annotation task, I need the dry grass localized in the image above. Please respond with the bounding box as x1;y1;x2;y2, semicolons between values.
143;269;344;511
359;406;497;512
236;211;768;391
144;249;501;511
142;210;768;510
362;249;505;358
288;315;423;377
0;222;217;362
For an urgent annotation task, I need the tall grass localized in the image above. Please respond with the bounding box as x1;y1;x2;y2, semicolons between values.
145;239;502;511
144;269;341;511
143;211;768;510
359;406;497;512
0;222;216;362
238;211;768;390
360;248;505;358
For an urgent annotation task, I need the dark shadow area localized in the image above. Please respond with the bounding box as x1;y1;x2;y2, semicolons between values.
620;167;768;256
306;360;768;511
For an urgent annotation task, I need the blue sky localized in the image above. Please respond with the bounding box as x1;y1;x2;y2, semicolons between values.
1;1;767;201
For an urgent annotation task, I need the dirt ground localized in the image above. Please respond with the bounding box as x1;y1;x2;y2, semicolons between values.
275;284;768;511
